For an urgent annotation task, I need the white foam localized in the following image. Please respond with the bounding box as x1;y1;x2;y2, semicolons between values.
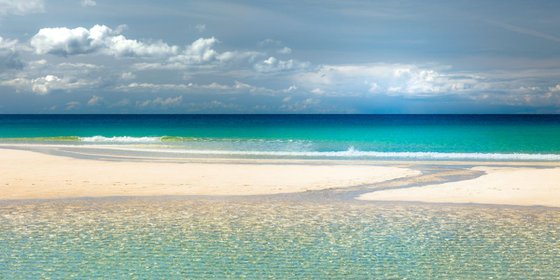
100;146;560;161
80;136;162;143
74;137;560;161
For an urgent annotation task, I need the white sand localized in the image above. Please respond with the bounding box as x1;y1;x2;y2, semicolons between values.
0;148;418;200
359;166;560;207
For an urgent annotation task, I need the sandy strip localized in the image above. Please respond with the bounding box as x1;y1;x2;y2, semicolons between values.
0;148;419;200
359;166;560;207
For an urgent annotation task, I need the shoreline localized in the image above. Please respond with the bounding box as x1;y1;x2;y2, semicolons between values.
1;144;560;208
0;147;419;200
3;143;560;167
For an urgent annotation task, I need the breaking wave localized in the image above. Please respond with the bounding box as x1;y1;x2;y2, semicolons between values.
107;146;560;161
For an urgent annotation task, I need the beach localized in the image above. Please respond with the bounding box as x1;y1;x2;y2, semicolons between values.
359;166;560;207
1;146;560;207
2;145;560;278
0;147;419;199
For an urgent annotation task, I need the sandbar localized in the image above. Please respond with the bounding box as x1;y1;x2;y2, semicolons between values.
359;166;560;207
0;148;418;200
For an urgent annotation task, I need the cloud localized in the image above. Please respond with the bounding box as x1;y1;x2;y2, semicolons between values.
115;80;285;95
257;39;282;48
133;37;262;70
65;101;80;110
30;24;179;58
194;24;206;33
170;37;219;64
57;62;102;70
138;96;183;108
0;0;44;16
87;95;103;106
0;36;23;70
81;0;96;7
295;63;482;97
169;37;260;65
280;98;320;112
549;84;560;93
2;74;98;94
254;56;310;73
120;72;136;80
257;39;293;55
291;63;560;108
29;25;263;70
184;100;241;112
277;47;292;54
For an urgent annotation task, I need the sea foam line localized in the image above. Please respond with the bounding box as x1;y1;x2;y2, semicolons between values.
8;136;560;161
79;136;163;143
98;146;560;161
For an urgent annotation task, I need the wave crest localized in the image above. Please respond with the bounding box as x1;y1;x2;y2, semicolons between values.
79;136;162;143
109;146;560;161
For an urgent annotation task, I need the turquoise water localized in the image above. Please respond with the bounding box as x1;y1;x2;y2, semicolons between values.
1;198;559;279
2;116;560;278
2;115;560;160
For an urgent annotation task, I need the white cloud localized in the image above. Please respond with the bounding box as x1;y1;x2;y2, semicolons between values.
0;0;44;16
289;63;560;107
0;57;105;94
257;39;293;55
171;37;219;64
30;24;179;58
138;96;183;107
311;88;324;94
120;72;136;80
134;37;262;70
254;56;310;73
0;36;23;69
2;74;98;94
81;0;96;7
27;59;47;69
549;84;560;93
28;26;264;76
118;81;224;92
0;36;18;50
57;62;102;69
116;80;283;95
170;37;259;65
295;63;482;97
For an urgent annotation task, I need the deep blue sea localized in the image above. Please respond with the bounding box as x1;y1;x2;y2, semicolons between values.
2;114;560;160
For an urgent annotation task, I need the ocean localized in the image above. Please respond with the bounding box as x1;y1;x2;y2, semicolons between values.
1;114;560;160
1;114;560;278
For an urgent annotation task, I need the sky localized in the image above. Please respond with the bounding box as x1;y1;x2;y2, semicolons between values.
1;0;560;113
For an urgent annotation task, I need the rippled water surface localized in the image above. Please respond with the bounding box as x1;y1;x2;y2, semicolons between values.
1;198;559;279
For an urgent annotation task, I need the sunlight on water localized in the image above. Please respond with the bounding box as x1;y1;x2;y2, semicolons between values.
0;198;558;279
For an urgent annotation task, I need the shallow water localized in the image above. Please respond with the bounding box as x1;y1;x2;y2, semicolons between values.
1;198;558;279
